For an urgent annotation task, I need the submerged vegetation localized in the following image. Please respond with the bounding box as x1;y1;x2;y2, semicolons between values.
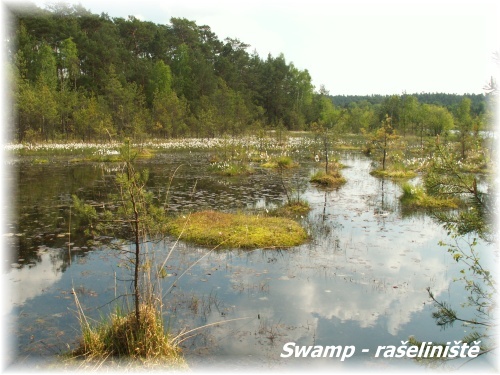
168;210;308;249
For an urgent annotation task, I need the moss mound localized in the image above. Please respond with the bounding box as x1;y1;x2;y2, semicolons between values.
310;170;346;187
169;210;308;249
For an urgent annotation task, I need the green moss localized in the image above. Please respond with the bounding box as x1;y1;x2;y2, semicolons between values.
168;210;308;249
400;183;459;209
310;170;346;187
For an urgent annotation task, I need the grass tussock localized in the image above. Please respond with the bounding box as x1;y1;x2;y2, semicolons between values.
271;200;311;218
310;170;346;188
168;210;308;249
400;182;459;209
212;162;255;176
370;168;416;179
261;155;297;169
71;302;187;369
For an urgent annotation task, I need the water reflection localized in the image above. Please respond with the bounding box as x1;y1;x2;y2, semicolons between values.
5;248;64;313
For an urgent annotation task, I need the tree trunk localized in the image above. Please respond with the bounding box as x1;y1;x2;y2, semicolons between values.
127;161;141;326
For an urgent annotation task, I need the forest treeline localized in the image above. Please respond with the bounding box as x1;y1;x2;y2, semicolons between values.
330;93;487;116
8;3;495;142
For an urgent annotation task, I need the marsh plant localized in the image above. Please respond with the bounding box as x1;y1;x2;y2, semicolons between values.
266;155;311;217
71;140;184;365
399;182;459;209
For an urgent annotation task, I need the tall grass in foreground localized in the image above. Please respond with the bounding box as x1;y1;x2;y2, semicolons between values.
71;291;187;369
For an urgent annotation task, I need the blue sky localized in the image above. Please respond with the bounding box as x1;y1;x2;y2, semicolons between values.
7;0;500;95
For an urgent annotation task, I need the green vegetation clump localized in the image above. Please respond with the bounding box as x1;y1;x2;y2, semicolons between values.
71;303;187;369
210;162;255;176
310;170;346;188
370;168;416;179
168;210;308;249
261;156;297;169
400;182;459;209
334;135;365;150
271;200;311;218
87;154;122;163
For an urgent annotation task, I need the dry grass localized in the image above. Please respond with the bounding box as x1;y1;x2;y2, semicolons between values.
70;297;187;370
168;210;308;249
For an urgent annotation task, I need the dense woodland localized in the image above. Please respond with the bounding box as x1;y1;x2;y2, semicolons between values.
330;93;487;116
7;3;495;142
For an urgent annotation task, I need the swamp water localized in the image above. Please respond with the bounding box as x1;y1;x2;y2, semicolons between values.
3;148;496;371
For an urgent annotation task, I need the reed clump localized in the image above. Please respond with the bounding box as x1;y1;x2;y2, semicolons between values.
71;301;187;369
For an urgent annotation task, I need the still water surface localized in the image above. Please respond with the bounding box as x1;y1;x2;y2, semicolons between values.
4;149;495;371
